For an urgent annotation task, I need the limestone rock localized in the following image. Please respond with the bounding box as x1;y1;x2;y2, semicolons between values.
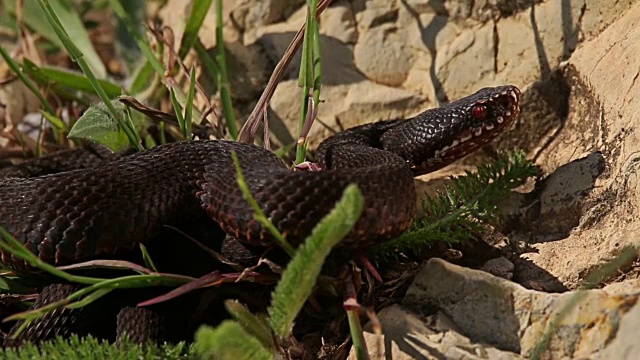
510;2;640;289
354;24;415;87
320;3;358;45
348;305;522;360
403;258;640;359
436;23;496;100
480;256;515;280
270;79;424;148
355;0;399;31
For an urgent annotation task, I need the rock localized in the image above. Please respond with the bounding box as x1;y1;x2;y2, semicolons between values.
404;258;529;353
436;23;496;99
402;258;640;359
580;0;639;38
231;0;304;44
355;0;398;31
595;296;640;360
348;304;523;360
533;152;605;240
480;256;515;280
354;24;415;86
320;3;358;44
269;79;424;148
233;0;303;28
509;2;640;289
208;42;271;102
494;0;584;88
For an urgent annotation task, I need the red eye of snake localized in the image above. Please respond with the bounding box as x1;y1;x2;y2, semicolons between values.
472;105;488;119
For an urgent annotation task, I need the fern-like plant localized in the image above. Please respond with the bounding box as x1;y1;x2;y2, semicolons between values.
369;149;539;262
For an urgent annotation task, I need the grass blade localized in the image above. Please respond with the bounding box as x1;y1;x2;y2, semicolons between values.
40;110;68;132
184;67;196;138
195;42;219;91
0;227;106;285
295;0;321;164
215;0;238;140
179;0;213;59
169;85;186;138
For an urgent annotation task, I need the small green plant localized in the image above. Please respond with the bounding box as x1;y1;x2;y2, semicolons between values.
0;335;193;360
195;183;364;359
369;150;539;262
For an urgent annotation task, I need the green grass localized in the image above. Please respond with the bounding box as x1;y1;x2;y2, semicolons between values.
0;336;194;360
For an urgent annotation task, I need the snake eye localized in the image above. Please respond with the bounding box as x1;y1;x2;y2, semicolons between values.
472;105;488;119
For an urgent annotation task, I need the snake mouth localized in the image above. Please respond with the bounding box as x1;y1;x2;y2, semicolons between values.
434;86;521;159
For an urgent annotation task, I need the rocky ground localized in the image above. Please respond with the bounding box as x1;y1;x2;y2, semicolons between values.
2;0;640;359
209;0;640;358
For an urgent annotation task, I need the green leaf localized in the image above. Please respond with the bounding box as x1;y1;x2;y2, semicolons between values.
195;322;273;360
40;110;69;131
139;244;158;273
22;59;121;98
267;184;364;337
179;0;213;59
36;0;142;150
67;101;131;152
214;0;237;140
168;85;186;138
5;0;106;78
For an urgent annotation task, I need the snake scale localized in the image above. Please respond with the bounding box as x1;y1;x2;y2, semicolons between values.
0;85;521;344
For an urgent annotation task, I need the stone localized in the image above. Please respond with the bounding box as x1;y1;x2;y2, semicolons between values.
510;2;640;289
436;23;496;100
231;0;304;44
480;256;515;280
534;152;606;239
595;298;640;359
348;304;523;360
403;258;640;359
355;0;399;31
353;24;415;87
269;79;424;148
319;3;358;44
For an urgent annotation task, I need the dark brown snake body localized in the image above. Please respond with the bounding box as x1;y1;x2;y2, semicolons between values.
0;86;521;343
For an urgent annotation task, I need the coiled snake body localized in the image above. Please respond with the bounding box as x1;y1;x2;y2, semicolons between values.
0;85;521;343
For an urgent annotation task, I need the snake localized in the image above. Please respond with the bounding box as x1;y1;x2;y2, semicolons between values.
0;85;521;344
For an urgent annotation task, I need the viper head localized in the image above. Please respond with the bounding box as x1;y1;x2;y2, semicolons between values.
383;85;521;175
